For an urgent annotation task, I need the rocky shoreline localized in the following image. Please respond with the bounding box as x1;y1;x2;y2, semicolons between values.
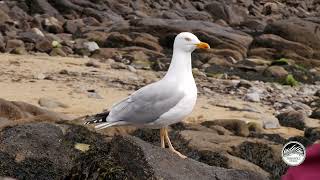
0;0;319;84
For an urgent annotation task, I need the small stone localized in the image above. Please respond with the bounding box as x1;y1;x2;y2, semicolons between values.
87;90;103;99
83;41;99;52
38;97;68;109
245;92;260;102
34;73;45;80
74;143;90;152
31;28;45;37
111;62;127;69
127;65;137;72
261;115;280;129
85;61;101;68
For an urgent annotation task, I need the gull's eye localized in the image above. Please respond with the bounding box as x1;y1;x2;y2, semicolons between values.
184;37;191;41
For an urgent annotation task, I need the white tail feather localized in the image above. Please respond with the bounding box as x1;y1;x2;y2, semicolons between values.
95;121;128;130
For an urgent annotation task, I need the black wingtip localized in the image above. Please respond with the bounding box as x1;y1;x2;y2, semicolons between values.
84;111;110;125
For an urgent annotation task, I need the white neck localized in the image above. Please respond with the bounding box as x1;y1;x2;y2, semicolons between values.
163;49;193;81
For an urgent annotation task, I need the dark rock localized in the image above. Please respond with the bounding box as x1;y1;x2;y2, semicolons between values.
91;48;118;60
304;127;320;143
85;60;101;68
73;39;91;56
287;136;313;148
0;116;267;180
0;122;127;180
112;135;267;180
35;39;52;53
311;108;320;119
17;31;44;43
277;110;306;130
63;19;85;34
130;18;253;59
24;0;63;19
237;79;253;88
249;133;286;144
104;32;133;48
43;17;64;34
83;31;108;47
133;34;163;52
234;141;287;180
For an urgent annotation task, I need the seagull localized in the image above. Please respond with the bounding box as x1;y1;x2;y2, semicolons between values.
85;32;210;158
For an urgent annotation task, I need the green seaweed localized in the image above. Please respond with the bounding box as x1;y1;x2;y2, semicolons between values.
271;58;289;66
282;74;299;86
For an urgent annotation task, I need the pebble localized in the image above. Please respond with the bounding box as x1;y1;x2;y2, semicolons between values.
38;97;68;109
245;92;260;102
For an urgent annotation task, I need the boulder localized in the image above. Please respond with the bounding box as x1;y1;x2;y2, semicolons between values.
43;17;64;34
83;41;99;52
111;135;267;180
35;39;52;53
0;120;267;180
133;34;163;52
17;31;44;44
5;39;24;53
264;66;289;79
104;32;133;48
129;18;253;60
91;48;118;60
233;141;287;180
304;127;320;143
204;2;247;25
63;19;85;34
265;18;320;51
276;110;306;130
253;34;314;58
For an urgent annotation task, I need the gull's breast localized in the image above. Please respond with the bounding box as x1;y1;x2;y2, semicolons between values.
147;80;198;128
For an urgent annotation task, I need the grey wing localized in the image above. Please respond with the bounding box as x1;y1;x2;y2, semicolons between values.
107;81;185;124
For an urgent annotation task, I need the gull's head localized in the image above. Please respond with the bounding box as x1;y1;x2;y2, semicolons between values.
173;32;210;53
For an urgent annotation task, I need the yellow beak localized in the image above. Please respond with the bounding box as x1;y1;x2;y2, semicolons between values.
196;42;210;49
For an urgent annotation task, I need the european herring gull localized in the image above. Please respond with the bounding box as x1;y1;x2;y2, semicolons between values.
85;32;210;158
